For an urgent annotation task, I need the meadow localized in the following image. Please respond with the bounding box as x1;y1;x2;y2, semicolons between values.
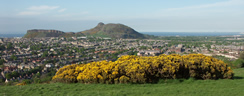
0;68;243;96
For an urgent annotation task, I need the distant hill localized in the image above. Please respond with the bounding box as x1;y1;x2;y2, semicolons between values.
23;22;147;39
23;29;65;38
23;29;84;38
79;22;146;39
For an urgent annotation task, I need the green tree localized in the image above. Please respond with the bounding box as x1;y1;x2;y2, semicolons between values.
23;57;27;63
11;71;19;78
99;53;104;58
7;43;13;50
31;51;38;55
21;44;28;48
36;72;41;78
233;59;244;68
0;59;5;65
42;51;49;58
10;54;17;61
5;73;12;79
0;45;5;50
139;46;148;50
223;51;228;54
240;52;244;60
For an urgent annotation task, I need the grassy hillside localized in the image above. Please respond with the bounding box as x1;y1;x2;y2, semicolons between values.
23;29;66;38
23;23;146;39
1;68;243;96
23;29;85;38
80;22;146;39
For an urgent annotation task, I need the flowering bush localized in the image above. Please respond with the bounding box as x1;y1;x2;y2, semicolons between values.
52;64;80;83
52;54;234;84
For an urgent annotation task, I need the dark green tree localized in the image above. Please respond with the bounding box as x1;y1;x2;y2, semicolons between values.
240;52;244;60
11;71;19;78
42;51;49;58
0;45;5;50
5;73;12;79
0;59;5;65
10;54;17;61
7;43;13;50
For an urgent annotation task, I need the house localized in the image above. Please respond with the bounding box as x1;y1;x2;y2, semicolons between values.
45;63;54;68
5;79;9;83
93;55;99;59
137;50;161;56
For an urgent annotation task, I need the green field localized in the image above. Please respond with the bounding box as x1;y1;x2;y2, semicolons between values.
1;68;244;96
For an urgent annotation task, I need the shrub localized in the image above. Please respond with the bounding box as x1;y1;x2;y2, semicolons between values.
22;79;32;84
182;54;233;79
52;54;234;84
52;64;80;83
16;82;26;86
233;59;244;68
5;81;14;86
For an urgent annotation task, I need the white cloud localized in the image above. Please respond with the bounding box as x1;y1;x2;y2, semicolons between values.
28;5;59;11
18;11;42;15
58;8;67;12
18;5;65;16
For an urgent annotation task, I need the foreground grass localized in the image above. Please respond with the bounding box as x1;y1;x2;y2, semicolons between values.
1;68;244;96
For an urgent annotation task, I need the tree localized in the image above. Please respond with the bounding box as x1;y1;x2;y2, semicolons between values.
139;46;148;50
21;44;28;48
5;73;12;79
10;54;17;61
7;43;14;50
11;71;19;78
23;57;27;63
128;51;138;56
36;72;41;78
31;51;38;55
223;51;228;54
0;59;5;65
99;53;104;58
42;51;49;58
240;52;244;60
0;45;5;50
233;59;244;68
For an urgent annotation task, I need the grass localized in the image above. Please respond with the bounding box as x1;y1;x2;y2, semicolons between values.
1;68;244;96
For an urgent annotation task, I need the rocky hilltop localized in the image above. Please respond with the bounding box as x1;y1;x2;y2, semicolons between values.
80;22;145;39
23;22;146;39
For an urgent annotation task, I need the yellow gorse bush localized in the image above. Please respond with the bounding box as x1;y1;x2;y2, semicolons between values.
52;64;80;83
16;82;26;86
52;54;234;84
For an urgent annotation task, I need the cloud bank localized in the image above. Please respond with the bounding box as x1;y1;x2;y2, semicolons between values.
18;5;63;16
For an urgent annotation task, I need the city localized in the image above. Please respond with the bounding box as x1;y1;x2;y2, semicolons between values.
1;35;243;83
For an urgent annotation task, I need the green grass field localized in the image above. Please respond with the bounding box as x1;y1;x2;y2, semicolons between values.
1;68;244;96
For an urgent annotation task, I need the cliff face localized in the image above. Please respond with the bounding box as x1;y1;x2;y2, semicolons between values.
80;22;145;39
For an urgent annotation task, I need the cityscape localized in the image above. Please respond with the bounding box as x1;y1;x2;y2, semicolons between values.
1;34;243;83
1;0;244;95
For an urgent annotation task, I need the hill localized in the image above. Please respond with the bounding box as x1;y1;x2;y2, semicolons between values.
23;23;147;39
79;22;146;39
23;29;65;38
23;29;84;38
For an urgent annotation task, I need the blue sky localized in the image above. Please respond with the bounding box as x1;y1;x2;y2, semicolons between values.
0;0;244;34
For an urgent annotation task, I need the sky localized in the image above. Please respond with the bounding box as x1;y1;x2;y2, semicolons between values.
0;0;244;34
